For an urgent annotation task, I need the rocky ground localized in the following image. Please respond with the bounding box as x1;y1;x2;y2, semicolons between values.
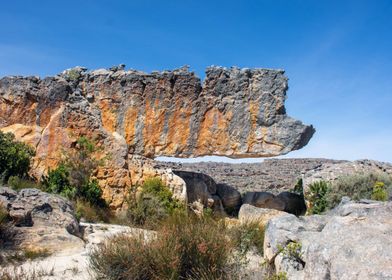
264;198;392;280
1;158;392;279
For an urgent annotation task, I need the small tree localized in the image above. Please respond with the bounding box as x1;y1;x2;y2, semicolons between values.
0;131;35;182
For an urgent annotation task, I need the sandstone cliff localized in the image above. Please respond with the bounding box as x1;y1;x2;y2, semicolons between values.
0;65;314;208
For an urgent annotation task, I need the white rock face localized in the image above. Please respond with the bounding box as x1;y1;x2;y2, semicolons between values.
264;199;392;280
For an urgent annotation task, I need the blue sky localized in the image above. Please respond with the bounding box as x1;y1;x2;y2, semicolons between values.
1;0;391;162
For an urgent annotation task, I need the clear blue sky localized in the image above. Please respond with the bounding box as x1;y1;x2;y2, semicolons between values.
1;0;391;162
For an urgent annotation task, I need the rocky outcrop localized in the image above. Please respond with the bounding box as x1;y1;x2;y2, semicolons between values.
0;187;82;251
0;66;314;208
238;204;289;226
264;199;392;279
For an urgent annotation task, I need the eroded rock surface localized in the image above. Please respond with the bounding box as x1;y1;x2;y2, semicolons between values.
0;66;314;208
0;187;82;251
264;199;392;280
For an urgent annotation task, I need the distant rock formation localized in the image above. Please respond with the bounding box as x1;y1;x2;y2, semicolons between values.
0;66;314;209
172;158;392;194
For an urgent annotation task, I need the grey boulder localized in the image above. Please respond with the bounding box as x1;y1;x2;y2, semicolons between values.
264;199;392;280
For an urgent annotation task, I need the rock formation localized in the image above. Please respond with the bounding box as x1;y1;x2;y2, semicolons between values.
0;66;314;208
264;199;392;279
0;187;82;251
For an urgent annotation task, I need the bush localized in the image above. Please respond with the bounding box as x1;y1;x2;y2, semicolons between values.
326;172;392;209
42;136;106;208
229;222;265;256
371;181;388;201
89;213;233;280
279;241;303;261
125;178;185;229
306;181;329;214
292;178;304;195
0;131;35;182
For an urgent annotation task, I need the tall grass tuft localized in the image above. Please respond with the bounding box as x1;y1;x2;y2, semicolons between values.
90;213;234;280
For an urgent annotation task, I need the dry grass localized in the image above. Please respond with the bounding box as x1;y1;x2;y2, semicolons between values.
0;265;54;280
90;213;235;280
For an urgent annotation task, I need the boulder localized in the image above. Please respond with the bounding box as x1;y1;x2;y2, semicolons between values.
216;183;242;213
276;192;307;215
0;187;83;251
243;191;285;211
264;199;392;279
238;204;289;226
173;171;217;207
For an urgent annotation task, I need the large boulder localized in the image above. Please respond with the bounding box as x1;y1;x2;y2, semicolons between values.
0;187;83;251
243;191;285;211
276;192;307;215
239;204;289;226
173;171;217;207
216;183;242;213
264;199;392;279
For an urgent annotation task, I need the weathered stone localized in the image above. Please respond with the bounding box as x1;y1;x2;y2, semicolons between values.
264;199;392;280
0;187;82;250
173;171;217;207
276;192;307;215
216;183;242;212
243;191;286;211
0;66;314;209
238;204;290;226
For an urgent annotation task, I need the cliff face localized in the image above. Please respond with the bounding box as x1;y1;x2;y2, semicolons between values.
0;65;314;208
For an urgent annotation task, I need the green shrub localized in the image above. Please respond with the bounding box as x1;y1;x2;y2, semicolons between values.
326;172;392;209
280;241;303;261
125;178;185;229
142;178;183;214
306;181;329;214
292;178;304;195
89;213;233;280
7;176;42;191
371;181;388;201
229;222;265;256
42;136;106;207
0;131;35;182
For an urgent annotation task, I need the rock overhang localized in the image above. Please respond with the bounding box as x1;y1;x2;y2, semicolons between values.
0;65;315;207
